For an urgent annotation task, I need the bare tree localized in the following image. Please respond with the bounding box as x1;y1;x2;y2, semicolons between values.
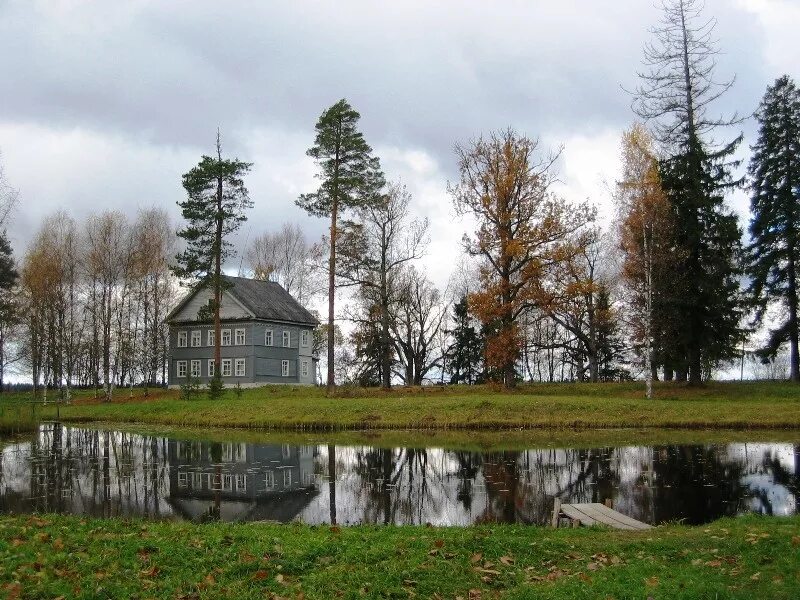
390;266;448;385
245;222;324;306
339;183;429;388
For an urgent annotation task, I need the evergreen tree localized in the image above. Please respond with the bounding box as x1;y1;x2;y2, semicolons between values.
445;296;483;384
747;76;800;381
0;231;18;392
297;99;384;393
595;286;629;382
173;133;252;398
633;0;744;385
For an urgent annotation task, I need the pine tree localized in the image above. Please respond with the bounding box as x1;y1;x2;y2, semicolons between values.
747;76;800;381
595;286;629;382
173;133;252;398
297;99;384;393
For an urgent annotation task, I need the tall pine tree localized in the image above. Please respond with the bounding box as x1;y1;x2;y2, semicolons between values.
297;99;384;393
747;75;800;381
173;133;252;398
445;296;483;384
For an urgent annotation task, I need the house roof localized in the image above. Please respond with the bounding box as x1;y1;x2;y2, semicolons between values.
166;275;319;325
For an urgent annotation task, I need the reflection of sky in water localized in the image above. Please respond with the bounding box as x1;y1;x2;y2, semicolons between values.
0;426;797;526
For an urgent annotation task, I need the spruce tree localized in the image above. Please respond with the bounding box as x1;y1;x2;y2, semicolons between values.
747;76;800;381
445;296;483;385
0;231;18;393
297;99;384;393
173;133;252;398
633;0;744;385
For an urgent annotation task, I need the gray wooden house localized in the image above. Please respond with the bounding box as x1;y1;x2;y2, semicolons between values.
166;276;318;387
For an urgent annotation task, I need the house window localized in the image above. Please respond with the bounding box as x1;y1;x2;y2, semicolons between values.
235;358;246;377
301;360;309;378
301;330;309;347
282;444;291;459
178;472;187;488
221;359;232;377
283;469;292;487
265;471;275;489
221;329;231;346
281;360;289;377
176;361;187;378
191;330;201;347
235;328;246;345
265;329;273;346
208;360;215;377
282;331;291;347
207;330;215;346
222;474;232;491
191;472;203;489
177;331;187;348
190;360;201;378
235;474;247;492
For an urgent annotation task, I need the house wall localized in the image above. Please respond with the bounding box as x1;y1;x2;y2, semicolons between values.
168;320;316;386
172;288;252;322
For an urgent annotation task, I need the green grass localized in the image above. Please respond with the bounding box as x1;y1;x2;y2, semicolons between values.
1;514;797;599
8;380;800;432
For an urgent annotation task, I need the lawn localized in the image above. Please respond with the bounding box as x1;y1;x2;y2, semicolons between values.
4;380;800;432
1;514;797;599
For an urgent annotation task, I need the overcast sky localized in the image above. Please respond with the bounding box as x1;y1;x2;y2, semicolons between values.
1;0;798;290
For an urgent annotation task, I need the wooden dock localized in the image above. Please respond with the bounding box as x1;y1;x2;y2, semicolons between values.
551;499;652;530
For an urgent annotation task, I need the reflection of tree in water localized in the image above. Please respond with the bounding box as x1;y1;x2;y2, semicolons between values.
649;445;750;524
20;425;170;518
754;444;800;516
350;446;447;524
450;451;481;512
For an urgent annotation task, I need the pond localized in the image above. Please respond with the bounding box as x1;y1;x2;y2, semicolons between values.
0;424;798;526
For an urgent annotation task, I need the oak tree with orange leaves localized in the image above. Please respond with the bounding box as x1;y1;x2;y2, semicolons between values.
450;129;594;388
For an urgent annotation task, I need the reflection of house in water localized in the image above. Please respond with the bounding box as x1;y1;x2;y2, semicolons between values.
167;441;318;522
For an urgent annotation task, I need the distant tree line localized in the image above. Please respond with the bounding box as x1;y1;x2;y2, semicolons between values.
2;0;799;396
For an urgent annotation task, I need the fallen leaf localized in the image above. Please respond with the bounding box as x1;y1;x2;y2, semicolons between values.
276;574;286;585
750;572;761;581
253;570;269;581
587;562;599;571
329;526;341;534
705;560;722;568
644;576;659;587
139;566;160;578
52;538;64;551
470;553;483;563
499;555;514;566
792;536;800;547
468;589;481;599
434;539;444;548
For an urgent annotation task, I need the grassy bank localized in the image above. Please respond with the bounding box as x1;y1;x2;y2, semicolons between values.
1;514;797;599
9;381;799;432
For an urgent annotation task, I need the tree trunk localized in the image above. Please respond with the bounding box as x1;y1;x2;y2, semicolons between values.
327;198;338;394
787;243;800;382
214;170;223;390
379;225;391;389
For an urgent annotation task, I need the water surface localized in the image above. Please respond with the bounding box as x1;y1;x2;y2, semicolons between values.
1;424;797;526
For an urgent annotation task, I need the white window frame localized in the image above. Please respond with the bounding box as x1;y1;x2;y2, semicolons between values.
301;360;309;378
178;472;187;488
222;474;233;491
281;360;290;377
190;330;201;347
235;474;247;492
283;469;292;487
265;329;273;346
221;329;232;346
207;330;215;347
265;471;275;489
208;360;215;377
177;331;187;348
301;330;309;347
221;359;232;377
191;472;203;489
176;360;187;378
282;331;291;348
235;328;246;346
190;360;201;378
235;358;246;377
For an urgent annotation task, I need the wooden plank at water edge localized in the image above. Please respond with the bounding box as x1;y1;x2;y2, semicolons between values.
555;503;652;530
